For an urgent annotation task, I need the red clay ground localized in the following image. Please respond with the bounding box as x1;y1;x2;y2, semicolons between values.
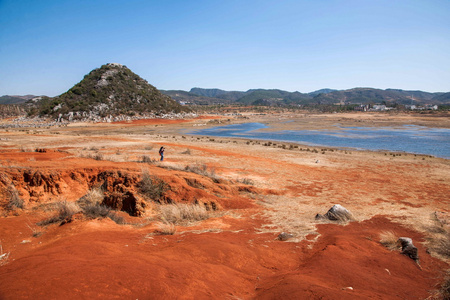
0;113;449;299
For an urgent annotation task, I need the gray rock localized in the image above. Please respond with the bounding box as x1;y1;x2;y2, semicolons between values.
397;237;419;261
315;204;354;221
277;232;294;241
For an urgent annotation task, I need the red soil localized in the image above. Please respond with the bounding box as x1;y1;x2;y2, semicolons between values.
0;215;445;299
0;123;448;299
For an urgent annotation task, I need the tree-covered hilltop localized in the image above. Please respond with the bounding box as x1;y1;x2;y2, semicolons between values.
28;63;189;119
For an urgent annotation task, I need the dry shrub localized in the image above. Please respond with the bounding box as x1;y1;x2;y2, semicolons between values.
181;148;191;155
82;203;125;224
139;169;168;201
184;164;218;181
140;155;156;164
424;215;450;260
6;188;24;210
38;200;80;226
108;212;126;225
159;203;209;225
237;178;254;185
83;203;111;219
77;187;104;207
154;222;176;235
77;188;125;224
91;153;104;161
439;271;450;300
379;231;399;251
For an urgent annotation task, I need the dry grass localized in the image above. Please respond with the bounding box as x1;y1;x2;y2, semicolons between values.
37;200;81;226
27;223;42;238
236;178;255;185
184;163;219;181
159;203;210;225
257;195;321;242
379;231;399;251
77;187;104;206
154;221;177;235
439;271;450;300
424;214;450;261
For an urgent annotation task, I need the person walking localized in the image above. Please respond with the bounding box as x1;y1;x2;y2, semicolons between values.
159;146;165;161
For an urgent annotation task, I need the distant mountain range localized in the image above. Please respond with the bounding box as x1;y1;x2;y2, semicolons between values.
162;87;450;106
2;83;449;109
0;95;36;105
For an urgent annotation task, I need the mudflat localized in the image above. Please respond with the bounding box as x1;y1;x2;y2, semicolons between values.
0;111;449;299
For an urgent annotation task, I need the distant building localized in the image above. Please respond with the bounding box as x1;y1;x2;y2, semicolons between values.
354;104;369;111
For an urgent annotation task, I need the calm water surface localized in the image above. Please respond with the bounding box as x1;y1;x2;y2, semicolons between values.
190;123;450;159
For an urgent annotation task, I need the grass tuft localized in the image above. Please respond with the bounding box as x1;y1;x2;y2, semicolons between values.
159;203;209;225
379;231;399;251
77;187;104;207
154;222;177;235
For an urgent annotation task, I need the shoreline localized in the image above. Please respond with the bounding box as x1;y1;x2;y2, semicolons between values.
187;121;450;160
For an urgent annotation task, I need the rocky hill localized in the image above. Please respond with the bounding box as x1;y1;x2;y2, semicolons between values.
28;63;189;121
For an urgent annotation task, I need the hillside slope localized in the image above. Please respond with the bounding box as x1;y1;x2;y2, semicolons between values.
29;63;189;120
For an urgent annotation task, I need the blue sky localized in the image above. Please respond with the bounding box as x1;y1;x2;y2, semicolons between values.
1;0;449;96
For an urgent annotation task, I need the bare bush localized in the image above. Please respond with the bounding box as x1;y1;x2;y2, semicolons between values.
6;188;24;210
139;169;168;201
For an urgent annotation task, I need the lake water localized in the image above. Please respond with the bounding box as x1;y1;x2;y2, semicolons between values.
190;122;450;159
